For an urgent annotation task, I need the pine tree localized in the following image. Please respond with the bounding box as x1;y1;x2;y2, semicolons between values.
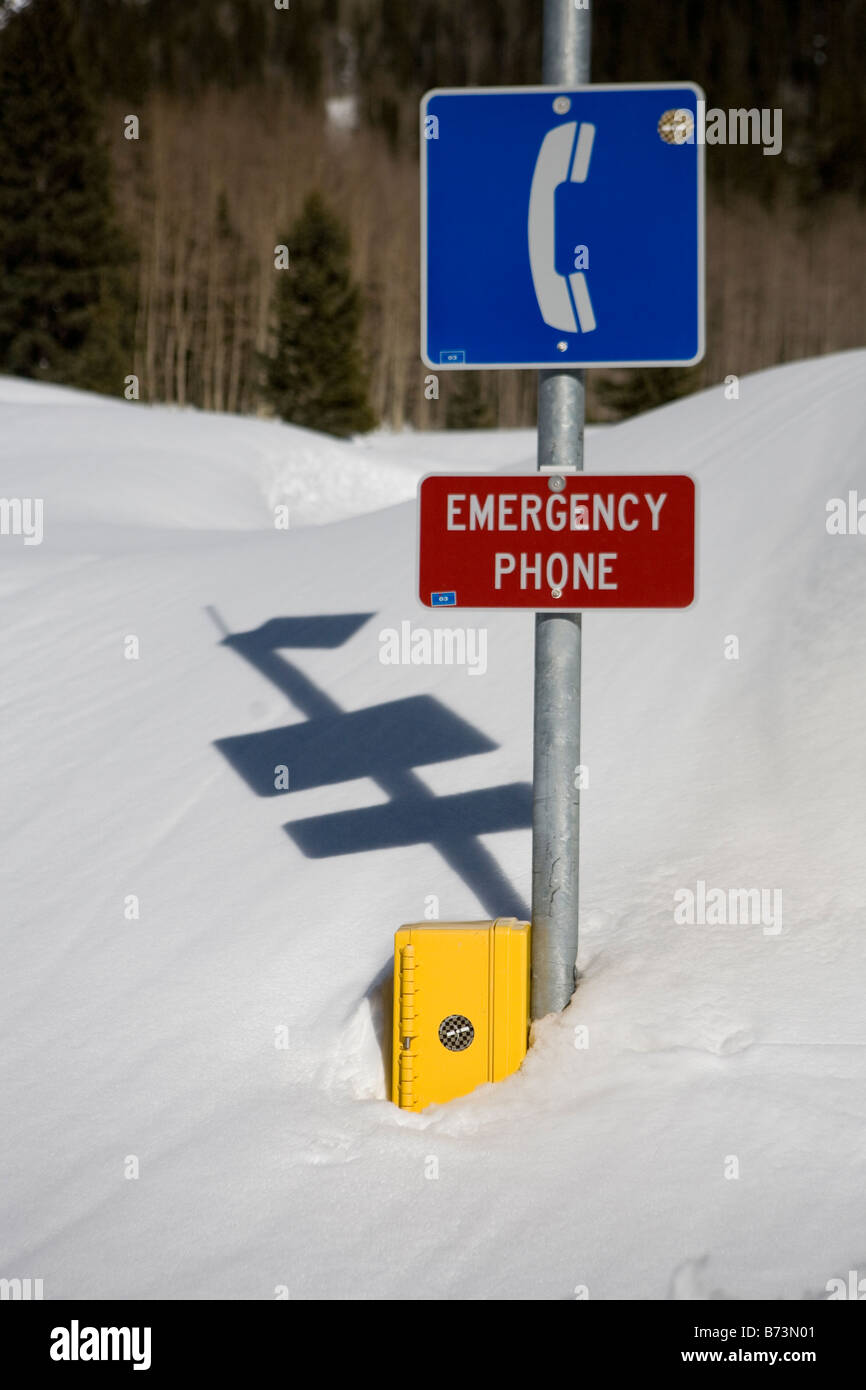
594;366;699;422
263;192;375;437
0;0;132;394
445;372;493;429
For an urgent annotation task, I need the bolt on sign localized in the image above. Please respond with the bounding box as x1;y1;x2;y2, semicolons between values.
418;474;696;609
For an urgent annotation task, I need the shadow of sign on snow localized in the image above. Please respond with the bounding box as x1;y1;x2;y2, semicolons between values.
209;610;531;919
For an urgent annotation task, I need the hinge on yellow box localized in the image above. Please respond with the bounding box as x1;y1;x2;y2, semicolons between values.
398;943;418;1110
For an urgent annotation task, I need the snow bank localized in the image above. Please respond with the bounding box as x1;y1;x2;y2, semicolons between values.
1;354;864;1300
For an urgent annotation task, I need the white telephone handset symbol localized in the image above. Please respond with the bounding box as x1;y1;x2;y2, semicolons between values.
528;121;596;334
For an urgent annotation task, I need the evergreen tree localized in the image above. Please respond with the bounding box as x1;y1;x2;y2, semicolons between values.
594;366;699;422
445;373;493;429
263;192;374;437
0;0;132;394
57;3;866;195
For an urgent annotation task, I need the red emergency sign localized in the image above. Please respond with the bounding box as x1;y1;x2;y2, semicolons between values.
418;474;695;609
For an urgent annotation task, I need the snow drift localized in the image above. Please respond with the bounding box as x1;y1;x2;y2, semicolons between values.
1;354;865;1300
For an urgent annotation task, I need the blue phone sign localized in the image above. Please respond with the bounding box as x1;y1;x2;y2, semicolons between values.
421;85;704;369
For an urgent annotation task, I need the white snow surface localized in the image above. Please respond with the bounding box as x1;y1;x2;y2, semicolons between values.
1;356;865;1301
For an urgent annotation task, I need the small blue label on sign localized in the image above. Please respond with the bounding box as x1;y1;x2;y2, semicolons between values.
431;591;457;607
439;350;466;364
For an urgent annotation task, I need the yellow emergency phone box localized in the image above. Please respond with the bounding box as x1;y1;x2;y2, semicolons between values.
392;918;530;1110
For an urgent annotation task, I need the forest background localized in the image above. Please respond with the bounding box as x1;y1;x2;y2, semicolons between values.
0;0;862;430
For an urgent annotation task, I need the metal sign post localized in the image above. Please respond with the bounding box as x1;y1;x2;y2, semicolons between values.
531;0;592;1018
418;2;703;1019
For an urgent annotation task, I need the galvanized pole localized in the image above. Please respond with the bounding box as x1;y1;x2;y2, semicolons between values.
531;0;591;1017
